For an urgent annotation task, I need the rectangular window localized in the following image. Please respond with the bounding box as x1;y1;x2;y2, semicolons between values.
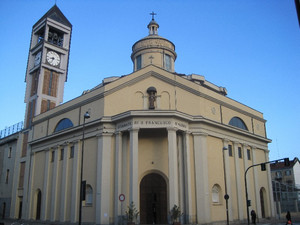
60;148;64;161
70;146;74;158
276;171;282;178
136;55;142;70
228;145;233;157
22;132;28;157
30;71;39;97
6;169;9;184
164;54;171;71
19;162;26;188
285;170;291;176
247;149;251;160
238;147;242;158
51;151;55;162
8;147;12;158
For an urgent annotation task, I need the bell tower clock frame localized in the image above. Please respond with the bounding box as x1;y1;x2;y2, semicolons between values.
24;5;72;128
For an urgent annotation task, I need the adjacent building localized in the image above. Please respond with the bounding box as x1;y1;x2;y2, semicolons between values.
271;157;300;188
2;5;276;225
0;131;21;219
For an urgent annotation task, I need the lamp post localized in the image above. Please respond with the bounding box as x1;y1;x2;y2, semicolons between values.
79;111;90;225
222;146;229;225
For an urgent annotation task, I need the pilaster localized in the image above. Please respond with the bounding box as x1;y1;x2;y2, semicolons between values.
233;142;243;220
251;147;261;218
70;142;80;223
50;147;59;221
223;139;233;221
41;149;51;220
265;151;276;217
60;144;69;221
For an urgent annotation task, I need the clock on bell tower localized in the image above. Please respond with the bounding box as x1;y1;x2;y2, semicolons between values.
24;5;72;128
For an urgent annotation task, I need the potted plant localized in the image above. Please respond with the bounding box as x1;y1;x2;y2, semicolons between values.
170;204;183;225
125;201;139;225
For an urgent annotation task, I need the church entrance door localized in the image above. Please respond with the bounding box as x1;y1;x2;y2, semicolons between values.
140;173;168;224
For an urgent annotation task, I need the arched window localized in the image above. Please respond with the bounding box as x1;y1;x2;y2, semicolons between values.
54;118;73;132
229;117;248;130
212;184;221;204
85;185;93;206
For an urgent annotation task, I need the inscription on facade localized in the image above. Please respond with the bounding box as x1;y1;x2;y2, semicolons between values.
117;119;188;131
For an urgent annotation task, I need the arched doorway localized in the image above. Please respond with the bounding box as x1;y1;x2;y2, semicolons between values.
140;173;167;224
260;187;266;218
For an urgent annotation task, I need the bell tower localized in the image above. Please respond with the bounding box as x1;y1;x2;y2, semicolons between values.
24;4;72;128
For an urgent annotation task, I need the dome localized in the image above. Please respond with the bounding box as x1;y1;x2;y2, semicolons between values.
131;15;177;72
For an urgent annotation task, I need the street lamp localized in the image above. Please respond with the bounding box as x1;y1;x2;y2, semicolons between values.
79;111;90;225
222;146;229;225
244;157;290;225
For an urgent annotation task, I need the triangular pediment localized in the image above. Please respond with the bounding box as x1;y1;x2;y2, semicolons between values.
103;65;201;97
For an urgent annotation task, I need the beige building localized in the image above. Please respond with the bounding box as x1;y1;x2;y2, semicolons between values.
9;5;274;225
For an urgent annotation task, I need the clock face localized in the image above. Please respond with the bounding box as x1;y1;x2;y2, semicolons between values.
46;51;60;66
34;51;41;66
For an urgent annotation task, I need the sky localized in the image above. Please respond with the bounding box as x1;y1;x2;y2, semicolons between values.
0;0;299;161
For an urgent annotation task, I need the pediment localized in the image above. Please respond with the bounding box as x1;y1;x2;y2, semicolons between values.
103;65;201;97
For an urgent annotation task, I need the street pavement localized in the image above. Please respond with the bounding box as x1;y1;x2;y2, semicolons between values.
1;217;300;225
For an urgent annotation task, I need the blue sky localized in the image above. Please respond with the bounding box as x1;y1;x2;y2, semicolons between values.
0;0;299;161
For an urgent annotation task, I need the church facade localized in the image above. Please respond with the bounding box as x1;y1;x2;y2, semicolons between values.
9;5;274;225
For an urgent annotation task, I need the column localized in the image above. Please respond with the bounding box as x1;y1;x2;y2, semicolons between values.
183;132;192;223
233;142;243;220
168;128;179;209
223;139;233;221
114;132;123;225
121;133;129;216
96;132;113;225
193;132;210;224
178;134;184;222
70;142;80;223
129;128;139;207
60;144;69;221
50;147;59;221
41;149;51;220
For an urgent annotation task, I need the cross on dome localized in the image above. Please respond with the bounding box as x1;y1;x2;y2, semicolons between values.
150;11;157;20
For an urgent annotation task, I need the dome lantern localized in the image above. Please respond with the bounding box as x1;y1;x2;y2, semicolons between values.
131;12;177;72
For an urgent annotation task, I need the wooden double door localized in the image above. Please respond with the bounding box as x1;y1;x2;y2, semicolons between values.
140;173;168;224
